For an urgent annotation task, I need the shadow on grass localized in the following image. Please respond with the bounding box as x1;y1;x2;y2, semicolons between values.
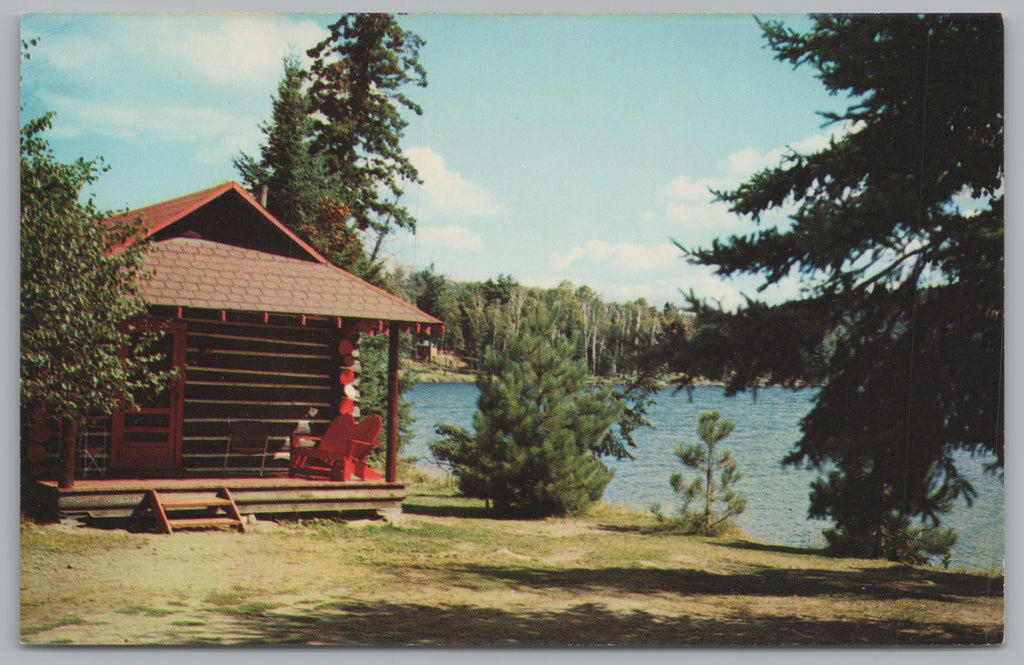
593;523;646;534
401;499;492;519
713;538;829;557
180;598;1002;646
443;562;1003;604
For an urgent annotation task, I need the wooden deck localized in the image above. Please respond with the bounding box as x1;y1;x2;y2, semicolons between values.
29;475;406;521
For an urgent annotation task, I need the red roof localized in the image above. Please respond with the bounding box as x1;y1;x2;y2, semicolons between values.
113;182;440;326
109;181;323;262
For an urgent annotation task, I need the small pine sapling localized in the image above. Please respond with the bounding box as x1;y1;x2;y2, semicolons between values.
670;410;746;535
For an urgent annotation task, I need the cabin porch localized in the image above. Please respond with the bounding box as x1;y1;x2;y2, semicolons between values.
29;475;406;523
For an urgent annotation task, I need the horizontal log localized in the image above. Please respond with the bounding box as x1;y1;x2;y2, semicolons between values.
55;488;404;512
169;311;336;335
189;380;332;391
186;385;331;405
184;404;328;422
186;354;330;375
188;330;328;349
185;366;330;382
184;398;332;408
187;348;331;361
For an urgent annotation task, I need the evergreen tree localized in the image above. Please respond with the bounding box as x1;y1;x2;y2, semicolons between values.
234;56;319;230
306;14;426;248
235;56;372;278
662;15;1002;562
21;111;171;487
357;332;419;463
669;411;746;536
431;305;623;517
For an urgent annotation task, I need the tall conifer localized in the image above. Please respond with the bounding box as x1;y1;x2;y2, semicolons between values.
432;305;623;516
661;15;1002;562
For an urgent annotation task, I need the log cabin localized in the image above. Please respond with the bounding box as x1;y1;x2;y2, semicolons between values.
24;182;442;529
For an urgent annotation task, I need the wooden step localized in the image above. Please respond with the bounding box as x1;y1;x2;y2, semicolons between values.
159;497;235;509
165;517;245;530
146;488;246;534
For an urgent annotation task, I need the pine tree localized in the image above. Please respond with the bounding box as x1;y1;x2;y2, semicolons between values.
661;15;1002;562
357;332;419;467
234;56;319;230
235;57;372;278
306;14;426;246
431;305;623;517
669;411;746;535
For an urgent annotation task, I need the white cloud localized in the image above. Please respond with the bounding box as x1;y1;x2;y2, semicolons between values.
550;246;586;270
39;15;327;93
534;260;755;311
406;147;504;218
156;16;327;87
664;202;744;233
24;15;329;165
39;91;263;163
656;174;742;234
658;125;862;234
417;225;484;251
721;124;854;179
658;174;723;203
550;240;683;272
519;275;566;291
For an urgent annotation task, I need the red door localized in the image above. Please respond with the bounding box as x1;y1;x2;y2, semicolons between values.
110;321;186;475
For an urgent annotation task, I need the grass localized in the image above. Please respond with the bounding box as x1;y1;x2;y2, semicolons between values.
118;604;177;617
20;522;146;554
20;617;88;637
19;487;1004;646
208;602;281;617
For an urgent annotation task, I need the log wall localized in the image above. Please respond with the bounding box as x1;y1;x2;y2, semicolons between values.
182;317;349;475
21;312;381;479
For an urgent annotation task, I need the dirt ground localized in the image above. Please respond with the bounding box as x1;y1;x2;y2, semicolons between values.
19;510;1004;647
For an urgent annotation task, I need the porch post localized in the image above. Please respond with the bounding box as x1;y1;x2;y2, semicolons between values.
385;321;401;483
57;421;77;489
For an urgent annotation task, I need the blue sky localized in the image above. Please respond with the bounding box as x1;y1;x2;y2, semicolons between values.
21;11;853;309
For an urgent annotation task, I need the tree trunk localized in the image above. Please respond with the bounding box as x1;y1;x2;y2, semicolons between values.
705;443;714;532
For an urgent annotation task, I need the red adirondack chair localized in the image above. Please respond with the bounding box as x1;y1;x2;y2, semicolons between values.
289;413;384;481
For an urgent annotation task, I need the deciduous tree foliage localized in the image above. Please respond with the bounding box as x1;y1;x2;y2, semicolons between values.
662;14;1003;562
431;305;624;517
21;112;170;486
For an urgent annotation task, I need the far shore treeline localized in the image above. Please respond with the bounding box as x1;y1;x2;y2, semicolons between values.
388;268;686;380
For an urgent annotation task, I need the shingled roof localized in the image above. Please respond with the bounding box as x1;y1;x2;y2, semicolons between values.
115;182;440;326
139;238;439;325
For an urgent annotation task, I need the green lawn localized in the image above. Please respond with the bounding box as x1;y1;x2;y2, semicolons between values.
20;489;1004;646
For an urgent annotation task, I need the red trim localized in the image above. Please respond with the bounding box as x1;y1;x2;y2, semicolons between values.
108;180;442;326
107;182;327;265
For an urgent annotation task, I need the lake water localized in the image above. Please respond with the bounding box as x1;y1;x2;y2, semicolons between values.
405;382;1004;572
